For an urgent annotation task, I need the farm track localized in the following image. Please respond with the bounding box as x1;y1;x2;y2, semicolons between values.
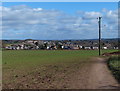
2;57;120;89
69;57;120;89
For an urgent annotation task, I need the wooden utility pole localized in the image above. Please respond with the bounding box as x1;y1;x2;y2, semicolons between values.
98;17;102;56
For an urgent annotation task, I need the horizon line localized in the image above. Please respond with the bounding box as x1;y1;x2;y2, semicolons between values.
1;38;119;40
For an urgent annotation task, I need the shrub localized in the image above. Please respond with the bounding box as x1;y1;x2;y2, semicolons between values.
107;56;120;83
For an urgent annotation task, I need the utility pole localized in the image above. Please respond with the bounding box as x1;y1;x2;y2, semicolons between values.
98;17;102;56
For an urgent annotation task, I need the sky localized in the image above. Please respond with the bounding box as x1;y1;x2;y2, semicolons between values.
1;2;118;40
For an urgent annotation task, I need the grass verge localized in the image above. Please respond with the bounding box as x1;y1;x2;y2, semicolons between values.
107;56;120;83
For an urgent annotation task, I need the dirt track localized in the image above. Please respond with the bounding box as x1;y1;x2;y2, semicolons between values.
68;57;120;89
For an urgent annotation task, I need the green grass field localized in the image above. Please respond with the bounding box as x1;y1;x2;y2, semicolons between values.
2;50;116;69
2;50;117;89
2;50;116;71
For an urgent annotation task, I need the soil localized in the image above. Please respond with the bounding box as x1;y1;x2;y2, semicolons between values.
2;57;120;89
69;57;120;89
102;51;120;56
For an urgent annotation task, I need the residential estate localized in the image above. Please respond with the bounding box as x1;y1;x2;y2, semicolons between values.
1;39;118;50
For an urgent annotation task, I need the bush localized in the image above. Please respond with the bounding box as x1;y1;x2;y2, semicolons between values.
107;56;120;83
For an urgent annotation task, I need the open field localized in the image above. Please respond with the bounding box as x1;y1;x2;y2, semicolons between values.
2;50;118;89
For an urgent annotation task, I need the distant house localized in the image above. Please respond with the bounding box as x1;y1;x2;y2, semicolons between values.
36;46;39;49
113;47;118;49
61;46;64;49
5;46;12;50
20;44;24;49
16;46;20;50
70;45;79;50
54;46;57;49
48;45;57;50
64;46;71;49
92;47;98;50
79;46;83;49
72;47;79;50
33;41;38;44
11;45;17;50
102;47;108;49
84;47;91;50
